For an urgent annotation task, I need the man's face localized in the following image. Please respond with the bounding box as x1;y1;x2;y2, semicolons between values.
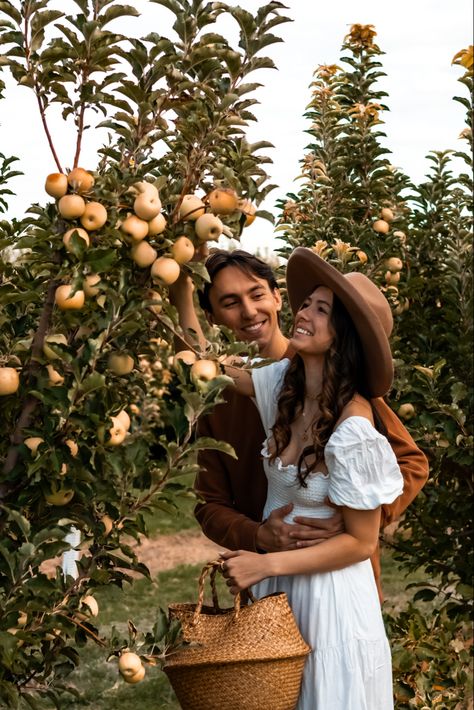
207;266;282;355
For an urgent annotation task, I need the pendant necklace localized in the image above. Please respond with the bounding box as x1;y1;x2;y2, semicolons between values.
301;405;315;442
300;391;319;442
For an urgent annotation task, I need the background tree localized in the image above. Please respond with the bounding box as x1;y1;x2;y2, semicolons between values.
0;0;290;705
276;27;473;709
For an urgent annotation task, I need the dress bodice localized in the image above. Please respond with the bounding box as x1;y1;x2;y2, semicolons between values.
261;441;334;522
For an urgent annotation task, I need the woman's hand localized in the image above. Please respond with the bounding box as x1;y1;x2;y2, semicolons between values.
219;550;271;594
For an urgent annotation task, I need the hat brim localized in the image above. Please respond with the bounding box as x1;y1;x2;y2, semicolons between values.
286;248;393;398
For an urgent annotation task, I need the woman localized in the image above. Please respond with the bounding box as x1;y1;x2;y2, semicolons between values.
219;247;403;709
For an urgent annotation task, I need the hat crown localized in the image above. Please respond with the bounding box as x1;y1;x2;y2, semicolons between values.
344;272;393;338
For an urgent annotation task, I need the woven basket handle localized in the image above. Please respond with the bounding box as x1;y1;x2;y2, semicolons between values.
191;560;256;626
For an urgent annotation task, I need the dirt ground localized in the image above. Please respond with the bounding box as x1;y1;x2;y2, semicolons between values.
132;530;224;575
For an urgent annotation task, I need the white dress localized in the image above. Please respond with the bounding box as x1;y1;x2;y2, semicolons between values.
251;360;404;710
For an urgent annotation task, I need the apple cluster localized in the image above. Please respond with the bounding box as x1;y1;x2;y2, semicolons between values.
45;167;106;311
125;185;257;288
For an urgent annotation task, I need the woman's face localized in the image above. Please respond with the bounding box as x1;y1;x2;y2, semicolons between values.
291;286;335;356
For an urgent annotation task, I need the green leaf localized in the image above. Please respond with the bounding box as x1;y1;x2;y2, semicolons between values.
0;2;22;25
99;4;140;27
0;505;31;538
188;437;237;459
80;372;106;394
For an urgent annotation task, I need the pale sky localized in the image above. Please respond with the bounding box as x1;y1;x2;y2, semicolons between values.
0;0;472;253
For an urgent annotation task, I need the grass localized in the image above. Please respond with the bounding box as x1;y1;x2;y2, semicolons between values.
29;546;428;709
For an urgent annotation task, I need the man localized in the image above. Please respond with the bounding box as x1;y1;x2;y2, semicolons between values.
170;249;429;598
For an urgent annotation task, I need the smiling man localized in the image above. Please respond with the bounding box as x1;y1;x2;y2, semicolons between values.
169;248;429;599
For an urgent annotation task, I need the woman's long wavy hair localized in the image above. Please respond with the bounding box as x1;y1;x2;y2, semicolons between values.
270;293;378;486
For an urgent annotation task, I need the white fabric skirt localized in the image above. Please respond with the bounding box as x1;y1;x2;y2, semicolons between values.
252;559;394;710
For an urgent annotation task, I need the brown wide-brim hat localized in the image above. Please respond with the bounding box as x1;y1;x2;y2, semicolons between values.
286;247;394;398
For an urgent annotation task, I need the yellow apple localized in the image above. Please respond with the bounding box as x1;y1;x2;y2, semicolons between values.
171;236;195;264
147;212;167;236
398;403;415;421
134;192;162;221
208;187;239;215
80;595;99;617
63;227;90;252
194;213;223;242
131;241;158;267
46;364;64;386
380;207;395;222
58;194;86;220
393;230;407;243
123;665;146;684
174;350;197;367
179;194;205;221
356;250;368;264
98;416;127;446
65;439;79;457
44;484;74;506
145;289;162;314
385;257;403;272
80;201;107;231
118;652;143;680
45;172;68;199
100;514;114;535
385;270;400;284
44;334;68;359
0;367;20;395
24;437;44;456
55;285;85;310
372;219;390;234
121;215;149;242
67;167;94;194
191;359;218;382
116;409;131;431
108;353;134;375
131;181;159;198
238;198;257;226
151;256;180;285
83;274;101;297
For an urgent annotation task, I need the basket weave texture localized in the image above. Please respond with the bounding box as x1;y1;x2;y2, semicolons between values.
164;561;310;710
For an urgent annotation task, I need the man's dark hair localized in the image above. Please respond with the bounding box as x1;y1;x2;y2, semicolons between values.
198;249;279;314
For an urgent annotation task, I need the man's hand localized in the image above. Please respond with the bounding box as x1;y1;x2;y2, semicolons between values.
256;501;345;552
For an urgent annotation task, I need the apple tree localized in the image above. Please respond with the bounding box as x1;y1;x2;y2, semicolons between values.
0;0;290;705
276;27;473;708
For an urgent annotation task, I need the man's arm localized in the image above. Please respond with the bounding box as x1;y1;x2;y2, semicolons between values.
195;404;344;553
372;398;429;527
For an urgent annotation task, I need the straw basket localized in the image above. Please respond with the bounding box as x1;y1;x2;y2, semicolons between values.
164;561;310;710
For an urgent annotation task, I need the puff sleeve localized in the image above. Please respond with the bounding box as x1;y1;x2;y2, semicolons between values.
251;359;290;436
326;416;404;509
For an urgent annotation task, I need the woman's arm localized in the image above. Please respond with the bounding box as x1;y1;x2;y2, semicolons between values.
220;505;381;593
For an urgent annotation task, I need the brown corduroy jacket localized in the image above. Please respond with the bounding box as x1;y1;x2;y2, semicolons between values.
195;373;429;600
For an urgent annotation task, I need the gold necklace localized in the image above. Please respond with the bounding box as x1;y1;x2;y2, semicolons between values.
300;403;317;442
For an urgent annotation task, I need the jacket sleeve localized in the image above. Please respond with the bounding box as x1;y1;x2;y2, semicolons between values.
371;398;429;528
194;414;263;553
